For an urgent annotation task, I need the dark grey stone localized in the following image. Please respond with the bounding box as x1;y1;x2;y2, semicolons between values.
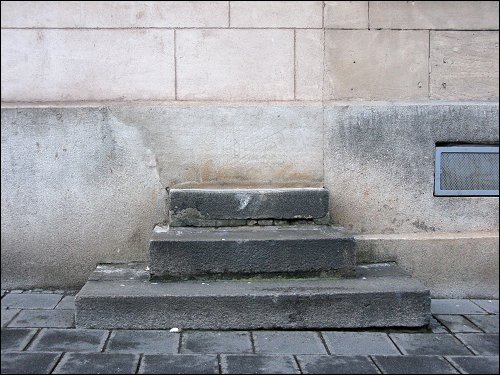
75;263;430;330
322;332;400;355
1;328;37;350
53;353;139;374
105;330;179;354
29;328;108;352
1;293;63;309
455;333;499;355
252;331;327;354
9;309;74;328
169;188;329;225
181;331;252;354
466;314;499;333
389;334;471;355
221;354;300;374
139;354;219;374
435;315;482;333
296;355;379;374
431;299;488;315
55;296;76;310
1;308;20;327
149;225;356;280
1;352;62;374
372;355;458;374
430;317;448;334
471;300;499;314
446;356;499;374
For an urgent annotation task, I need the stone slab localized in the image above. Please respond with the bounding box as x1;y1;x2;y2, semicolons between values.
55;296;76;310
1;352;62;374
322;332;400;355
1;328;38;351
53;353;139;374
1;309;20;327
221;355;300;374
465;315;499;333
1;293;63;309
1;29;175;101
105;330;179;354
446;356;500;375
230;1;322;28
430;317;448;334
181;332;252;354
176;29;294;100
296;355;379;374
139;354;219;374
430;31;499;100
324;1;368;29
434;315;482;333
296;30;324;100
472;300;499;314
150;225;354;280
252;332;327;354
455;333;499;356
372;355;459;374
169;188;329;222
432;300;488;315
8;309;74;328
29;328;108;352
389;334;471;356
75;263;430;329
370;1;499;30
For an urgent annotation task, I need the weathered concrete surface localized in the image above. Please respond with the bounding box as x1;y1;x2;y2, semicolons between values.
109;104;324;188
1;108;165;289
324;1;368;29
324;30;428;100
149;225;355;280
176;29;294;100
1;29;175;102
230;1;323;28
75;263;430;329
356;232;499;299
296;30;324;101
169;188;329;222
430;31;499;100
0;1;229;28
370;1;500;30
324;102;499;234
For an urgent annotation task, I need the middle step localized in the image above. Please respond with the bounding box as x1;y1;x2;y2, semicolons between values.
150;225;356;280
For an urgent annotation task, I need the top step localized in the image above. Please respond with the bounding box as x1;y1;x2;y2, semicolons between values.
169;188;329;226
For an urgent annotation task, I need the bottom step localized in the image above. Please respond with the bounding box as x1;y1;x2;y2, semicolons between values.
75;263;430;330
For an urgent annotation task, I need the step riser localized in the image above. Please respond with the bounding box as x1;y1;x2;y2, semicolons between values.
169;188;329;226
150;239;356;280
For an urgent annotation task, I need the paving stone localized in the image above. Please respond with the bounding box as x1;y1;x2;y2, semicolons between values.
446;355;500;374
389;334;471;355
322;332;400;355
105;330;179;354
8;309;74;328
1;352;62;374
55;296;76;310
435;315;482;333
1;293;63;309
455;333;499;356
1;308;20;327
431;299;488;315
139;354;219;374
181;331;252;354
53;353;139;374
372;355;458;374
1;328;38;350
296;355;380;374
221;354;299;374
466;315;499;333
472;300;500;314
29;328;108;352
252;331;327;354
430;317;448;334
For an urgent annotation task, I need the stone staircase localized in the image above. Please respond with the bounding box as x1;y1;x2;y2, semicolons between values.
75;188;431;329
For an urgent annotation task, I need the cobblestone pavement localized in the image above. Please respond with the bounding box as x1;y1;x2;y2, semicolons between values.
1;290;498;374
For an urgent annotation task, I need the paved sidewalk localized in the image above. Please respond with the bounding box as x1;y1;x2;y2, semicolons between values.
1;290;498;374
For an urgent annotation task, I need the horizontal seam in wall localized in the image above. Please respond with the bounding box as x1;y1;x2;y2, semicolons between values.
2;27;498;31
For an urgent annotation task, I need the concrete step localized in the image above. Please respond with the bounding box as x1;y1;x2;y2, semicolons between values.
169;188;329;226
75;262;431;330
149;225;356;280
